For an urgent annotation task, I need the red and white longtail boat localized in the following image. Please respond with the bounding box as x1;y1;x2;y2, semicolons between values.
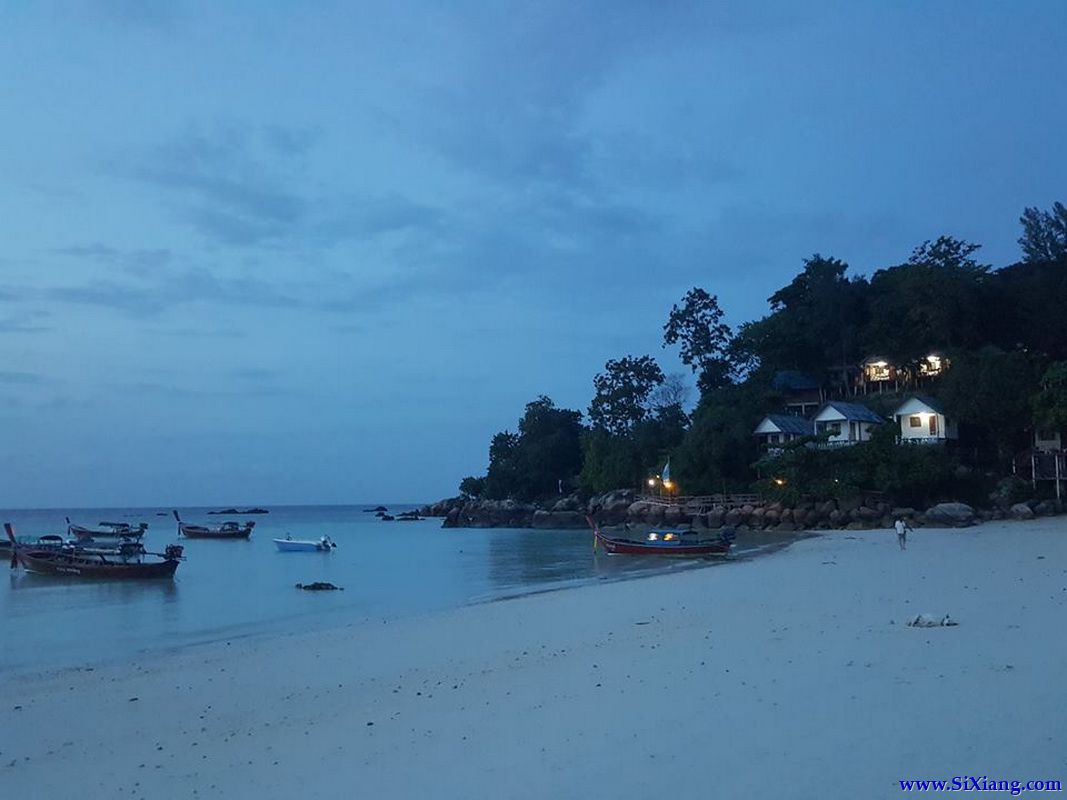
173;510;254;540
586;515;734;557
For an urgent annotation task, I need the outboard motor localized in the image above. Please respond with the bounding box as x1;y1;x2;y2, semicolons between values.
164;544;185;561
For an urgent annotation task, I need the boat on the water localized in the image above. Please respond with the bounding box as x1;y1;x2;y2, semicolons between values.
273;535;336;552
586;516;735;557
173;510;254;540
66;518;148;541
5;523;184;578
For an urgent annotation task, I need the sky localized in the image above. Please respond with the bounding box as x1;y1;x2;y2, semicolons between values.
0;0;1064;507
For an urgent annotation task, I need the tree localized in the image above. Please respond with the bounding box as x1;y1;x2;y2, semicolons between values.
588;355;665;435
648;372;691;415
578;429;641;495
662;288;734;394
484;396;584;501
937;346;1038;462
669;376;775;493
863;236;989;361
484;431;521;500
458;476;486;499
733;254;868;374
1018;201;1067;263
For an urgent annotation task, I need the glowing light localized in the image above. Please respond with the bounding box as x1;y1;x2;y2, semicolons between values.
647;478;656;487
773;477;786;486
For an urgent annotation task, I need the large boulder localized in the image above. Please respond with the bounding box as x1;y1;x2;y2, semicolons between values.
1010;502;1035;520
923;502;977;528
1033;499;1058;517
663;505;688;527
626;501;651;519
552;494;582;513
705;508;725;528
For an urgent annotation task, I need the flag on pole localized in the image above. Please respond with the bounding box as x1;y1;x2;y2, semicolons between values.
661;459;671;482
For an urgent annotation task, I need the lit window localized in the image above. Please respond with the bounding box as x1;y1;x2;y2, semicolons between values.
909;416;922;428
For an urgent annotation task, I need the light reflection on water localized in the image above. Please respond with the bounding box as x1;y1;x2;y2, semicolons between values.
0;505;799;675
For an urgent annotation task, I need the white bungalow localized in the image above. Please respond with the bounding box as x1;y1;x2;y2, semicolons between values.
813;401;884;445
753;414;814;448
892;395;958;444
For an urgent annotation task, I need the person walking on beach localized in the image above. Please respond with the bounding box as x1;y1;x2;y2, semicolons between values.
894;517;911;550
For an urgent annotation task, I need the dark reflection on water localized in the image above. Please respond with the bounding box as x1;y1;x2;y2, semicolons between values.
0;506;803;675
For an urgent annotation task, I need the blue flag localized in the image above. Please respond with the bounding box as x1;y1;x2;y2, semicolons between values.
662;459;671;482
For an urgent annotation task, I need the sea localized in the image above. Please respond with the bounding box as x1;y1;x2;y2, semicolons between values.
0;505;795;676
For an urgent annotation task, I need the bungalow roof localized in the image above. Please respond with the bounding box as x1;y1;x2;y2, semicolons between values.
819;401;884;424
892;394;946;416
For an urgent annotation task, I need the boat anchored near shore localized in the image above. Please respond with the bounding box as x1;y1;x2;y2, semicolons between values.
5;523;185;579
586;516;735;557
173;510;255;540
273;534;336;552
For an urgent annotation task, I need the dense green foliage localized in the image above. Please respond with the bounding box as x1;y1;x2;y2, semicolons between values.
1032;362;1067;431
757;424;967;508
462;203;1067;506
1019;201;1067;263
588;355;664;435
482;397;583;501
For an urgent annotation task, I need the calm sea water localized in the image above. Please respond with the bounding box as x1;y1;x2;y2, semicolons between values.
0;505;793;675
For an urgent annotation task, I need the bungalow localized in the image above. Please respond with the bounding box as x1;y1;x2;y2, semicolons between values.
771;371;823;417
892;395;958;444
859;355;901;393
753;414;814;449
813;401;884;445
1034;428;1064;452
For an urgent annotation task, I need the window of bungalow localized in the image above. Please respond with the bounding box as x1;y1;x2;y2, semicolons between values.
919;354;945;376
909;415;922;428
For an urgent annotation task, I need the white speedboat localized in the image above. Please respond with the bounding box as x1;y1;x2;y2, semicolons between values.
273;535;336;552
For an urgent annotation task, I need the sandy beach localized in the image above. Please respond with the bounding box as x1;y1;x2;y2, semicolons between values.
2;519;1065;799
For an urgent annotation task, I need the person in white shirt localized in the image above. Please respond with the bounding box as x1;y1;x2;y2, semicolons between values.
894;518;910;550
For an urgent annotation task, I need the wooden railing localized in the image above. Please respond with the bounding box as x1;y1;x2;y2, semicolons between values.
638;493;763;510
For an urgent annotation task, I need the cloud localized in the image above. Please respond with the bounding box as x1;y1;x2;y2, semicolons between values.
47;266;300;316
114;126;308;246
51;244;172;275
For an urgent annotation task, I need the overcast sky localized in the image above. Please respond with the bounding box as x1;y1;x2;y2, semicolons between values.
0;0;1064;507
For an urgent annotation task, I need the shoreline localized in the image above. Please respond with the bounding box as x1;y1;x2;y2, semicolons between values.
3;519;1065;798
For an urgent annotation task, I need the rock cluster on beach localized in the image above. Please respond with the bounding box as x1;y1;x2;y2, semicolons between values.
419;491;1065;531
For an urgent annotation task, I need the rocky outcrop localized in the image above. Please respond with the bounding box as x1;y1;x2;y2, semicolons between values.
419;487;1064;532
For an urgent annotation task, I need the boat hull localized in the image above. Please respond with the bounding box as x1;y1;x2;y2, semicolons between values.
178;524;254;540
594;529;731;557
15;549;180;578
273;539;330;552
69;524;146;541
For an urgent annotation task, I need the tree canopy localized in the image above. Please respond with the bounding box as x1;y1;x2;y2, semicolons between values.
662;288;734;395
1018;201;1067;263
588;355;664;435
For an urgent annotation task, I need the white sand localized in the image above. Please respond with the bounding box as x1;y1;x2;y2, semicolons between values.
2;519;1065;799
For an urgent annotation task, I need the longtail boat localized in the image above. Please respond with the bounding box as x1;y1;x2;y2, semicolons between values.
586;516;735;557
173;510;254;540
5;523;184;578
66;517;148;542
